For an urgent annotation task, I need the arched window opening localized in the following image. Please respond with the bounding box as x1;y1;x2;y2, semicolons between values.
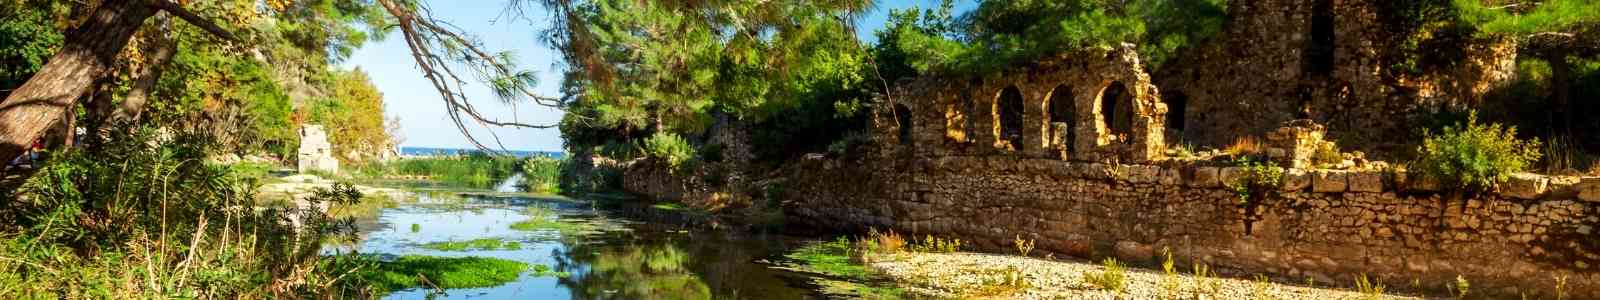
996;86;1025;148
962;92;977;142
894;104;914;146
1098;82;1134;140
1305;0;1335;76
1047;85;1076;152
1163;91;1187;132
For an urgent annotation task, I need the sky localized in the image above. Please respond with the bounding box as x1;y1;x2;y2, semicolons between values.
343;0;973;152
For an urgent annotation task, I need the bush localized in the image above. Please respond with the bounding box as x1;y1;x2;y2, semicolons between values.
1228;159;1285;205
519;157;564;193
1413;111;1542;194
644;132;696;168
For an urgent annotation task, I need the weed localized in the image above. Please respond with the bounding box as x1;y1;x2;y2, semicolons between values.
1314;142;1343;167
1082;258;1127;294
1229;159;1285;205
1159;248;1181;300
1449;275;1469;300
509;205;587;234
411;223;422;233
1355;274;1386;300
788;237;872;280
1555;275;1568;300
971;266;1031;296
1225;136;1264;157
1252;274;1275;300
911;235;963;253
530;264;571;278
1013;235;1036;257
859;228;906;255
1193;264;1223;297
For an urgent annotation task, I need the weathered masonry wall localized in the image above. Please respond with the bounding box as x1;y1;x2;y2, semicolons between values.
780;154;1600;298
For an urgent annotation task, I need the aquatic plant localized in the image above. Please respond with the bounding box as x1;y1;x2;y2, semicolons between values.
509;205;588;234
419;238;523;251
363;255;529;292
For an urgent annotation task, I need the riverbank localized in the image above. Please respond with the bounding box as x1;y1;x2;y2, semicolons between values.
866;251;1419;299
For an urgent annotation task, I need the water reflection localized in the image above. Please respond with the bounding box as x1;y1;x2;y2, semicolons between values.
354;193;821;300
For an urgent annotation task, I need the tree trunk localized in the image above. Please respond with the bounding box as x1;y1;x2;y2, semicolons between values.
0;0;155;162
1547;52;1573;135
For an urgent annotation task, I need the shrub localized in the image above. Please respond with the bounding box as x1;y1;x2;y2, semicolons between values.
644;132;696;169
1313;142;1343;167
1228;159;1285;205
519;157;564;193
1413;111;1541;194
1082;258;1127;293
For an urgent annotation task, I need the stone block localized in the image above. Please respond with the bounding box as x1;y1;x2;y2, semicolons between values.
1311;170;1347;193
1347;171;1383;193
1547;176;1581;199
1501;173;1548;200
1127;165;1160;183
1219;167;1246;187
1575;177;1600;202
1282;169;1311;192
1190;167;1222;188
1157;166;1182;185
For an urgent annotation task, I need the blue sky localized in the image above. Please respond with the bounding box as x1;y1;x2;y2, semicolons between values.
343;0;971;152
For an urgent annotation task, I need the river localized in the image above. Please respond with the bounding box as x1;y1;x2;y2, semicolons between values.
340;177;833;299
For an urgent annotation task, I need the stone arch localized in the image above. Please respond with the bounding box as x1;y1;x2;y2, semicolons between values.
1097;81;1135;140
894;103;913;146
1045;84;1076;153
994;86;1025;148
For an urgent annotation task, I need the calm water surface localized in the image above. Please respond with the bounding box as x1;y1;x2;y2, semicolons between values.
345;191;825;300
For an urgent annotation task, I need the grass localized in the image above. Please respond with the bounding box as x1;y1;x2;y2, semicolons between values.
1355;274;1386;300
508;205;588;234
418;238;523;251
788;237;872;280
356;153;524;189
364;255;529;292
1013;235;1035;257
1224;136;1264;157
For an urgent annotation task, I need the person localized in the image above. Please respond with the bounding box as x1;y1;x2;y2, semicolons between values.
30;138;43;162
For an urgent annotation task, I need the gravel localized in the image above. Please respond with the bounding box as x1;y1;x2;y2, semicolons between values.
867;252;1421;299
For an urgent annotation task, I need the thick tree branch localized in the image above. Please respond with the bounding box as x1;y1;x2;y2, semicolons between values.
150;0;237;42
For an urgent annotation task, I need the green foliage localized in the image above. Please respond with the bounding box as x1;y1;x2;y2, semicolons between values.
1082;257;1127;293
888;0;1226;75
788;237;873;280
364;153;524;189
301;69;393;165
1456;0;1600;36
362;255;528;293
644;132;695;169
0;4;61;95
910;235;964;253
0;126;371;298
1414;111;1542;193
1228;159;1285;205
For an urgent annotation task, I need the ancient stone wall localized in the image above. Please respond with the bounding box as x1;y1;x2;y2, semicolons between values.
776;152;1600;298
1155;0;1516;156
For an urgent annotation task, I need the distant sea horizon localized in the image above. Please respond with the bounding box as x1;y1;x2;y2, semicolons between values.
399;146;564;159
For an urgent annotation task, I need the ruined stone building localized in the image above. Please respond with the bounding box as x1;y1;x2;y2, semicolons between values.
1156;0;1514;155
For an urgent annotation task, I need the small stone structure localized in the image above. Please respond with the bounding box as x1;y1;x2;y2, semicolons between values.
1263;119;1330;169
297;124;339;173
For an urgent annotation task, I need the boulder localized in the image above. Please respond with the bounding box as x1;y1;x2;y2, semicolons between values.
1576;177;1600;202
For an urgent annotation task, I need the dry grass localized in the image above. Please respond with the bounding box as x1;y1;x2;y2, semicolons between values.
1225;136;1264;156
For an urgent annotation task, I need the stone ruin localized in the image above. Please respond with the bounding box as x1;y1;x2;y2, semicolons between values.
297;124;339;173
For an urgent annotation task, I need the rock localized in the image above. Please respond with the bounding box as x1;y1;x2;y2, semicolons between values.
1219;167;1246;187
297;125;340;174
1312;170;1347;193
1114;241;1154;262
1578;177;1600;202
1190;167;1222;188
1281;169;1311;191
1347;171;1383;193
1501;173;1548;200
1547;176;1581;199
